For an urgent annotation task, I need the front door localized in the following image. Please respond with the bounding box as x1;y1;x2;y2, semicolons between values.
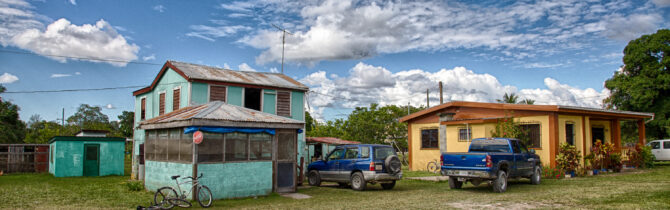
83;144;100;176
592;127;605;147
275;130;296;193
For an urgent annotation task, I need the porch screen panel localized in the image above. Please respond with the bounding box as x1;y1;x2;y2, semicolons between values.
144;130;154;160
179;131;193;162
250;133;272;160
198;133;223;163
155;130;169;161
278;132;295;161
167;129;181;161
225;133;248;161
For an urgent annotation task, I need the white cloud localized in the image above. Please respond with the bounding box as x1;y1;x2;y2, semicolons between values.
50;73;71;78
10;18;140;67
652;0;670;7
105;104;115;109
231;0;666;65
75;72;81;75
523;62;564;69
238;63;256;72
187;25;252;41
153;5;166;12
223;63;231;69
302;62;608;120
0;72;19;84
143;54;155;61
269;67;279;73
69;0;76;5
0;0;44;46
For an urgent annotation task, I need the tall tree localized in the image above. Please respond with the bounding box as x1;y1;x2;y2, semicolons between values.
305;111;315;133
497;93;519;103
0;85;27;143
67;104;110;128
604;29;670;139
118;111;134;137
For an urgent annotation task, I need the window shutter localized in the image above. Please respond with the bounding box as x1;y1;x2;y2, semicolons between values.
277;91;291;117
210;86;227;102
159;93;166;115
173;88;180;111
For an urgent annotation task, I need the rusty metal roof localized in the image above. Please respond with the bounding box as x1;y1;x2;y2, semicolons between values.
169;60;308;91
138;101;304;130
306;137;360;145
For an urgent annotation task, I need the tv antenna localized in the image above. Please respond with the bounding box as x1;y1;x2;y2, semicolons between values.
272;23;292;74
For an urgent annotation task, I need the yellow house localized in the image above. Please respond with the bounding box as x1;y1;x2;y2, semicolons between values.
398;101;654;171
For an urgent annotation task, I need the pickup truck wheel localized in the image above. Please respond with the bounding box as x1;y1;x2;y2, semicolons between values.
381;181;396;190
492;170;508;193
448;176;463;189
308;170;321;186
530;166;541;185
351;172;366;191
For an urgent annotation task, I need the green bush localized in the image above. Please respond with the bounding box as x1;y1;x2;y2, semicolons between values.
640;145;655;168
125;181;144;191
556;143;581;173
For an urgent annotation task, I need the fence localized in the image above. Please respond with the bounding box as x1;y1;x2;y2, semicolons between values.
0;144;49;173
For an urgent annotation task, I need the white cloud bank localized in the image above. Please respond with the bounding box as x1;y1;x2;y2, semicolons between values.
302;62;609;120
0;72;19;84
1;0;140;66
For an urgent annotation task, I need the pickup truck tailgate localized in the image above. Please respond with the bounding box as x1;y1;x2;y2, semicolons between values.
442;152;488;169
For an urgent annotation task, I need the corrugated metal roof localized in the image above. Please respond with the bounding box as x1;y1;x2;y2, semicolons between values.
557;105;655;117
169;61;308;91
306;137;360;145
139;101;304;130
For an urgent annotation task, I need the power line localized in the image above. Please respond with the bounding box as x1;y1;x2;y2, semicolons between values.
1;82;188;94
0;49;163;66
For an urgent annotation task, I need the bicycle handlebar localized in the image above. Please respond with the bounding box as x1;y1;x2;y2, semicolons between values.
182;173;203;180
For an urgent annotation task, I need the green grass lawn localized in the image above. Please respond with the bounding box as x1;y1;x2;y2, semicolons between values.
1;163;669;209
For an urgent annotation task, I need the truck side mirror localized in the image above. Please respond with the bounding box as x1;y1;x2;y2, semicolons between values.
529;149;536;154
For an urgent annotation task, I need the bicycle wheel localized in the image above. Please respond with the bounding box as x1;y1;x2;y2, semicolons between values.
427;161;439;173
169;198;192;208
154;187;177;209
196;185;213;208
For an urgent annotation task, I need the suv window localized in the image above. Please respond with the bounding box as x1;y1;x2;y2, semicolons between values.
360;147;370;158
650;141;660;149
664;141;670;149
374;147;395;160
328;148;344;160
344;147;359;159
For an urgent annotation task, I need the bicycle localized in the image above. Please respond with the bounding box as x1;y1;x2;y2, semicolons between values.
153;173;213;209
427;159;440;173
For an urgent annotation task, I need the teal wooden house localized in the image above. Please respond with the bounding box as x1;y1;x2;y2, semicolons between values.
132;61;308;199
48;130;125;177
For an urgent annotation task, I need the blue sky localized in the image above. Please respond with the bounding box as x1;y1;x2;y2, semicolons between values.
1;0;669;122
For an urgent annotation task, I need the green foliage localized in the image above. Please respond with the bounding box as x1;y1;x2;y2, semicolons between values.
640;145;656;168
118;111;134;137
0;85;27;143
541;165;564;179
520;99;535;104
497;93;519;103
556;143;581;172
489;112;532;145
305;111;315;132
604;29;670;140
610;152;623;172
67;104;110;127
24;121;78;144
124;180;144;191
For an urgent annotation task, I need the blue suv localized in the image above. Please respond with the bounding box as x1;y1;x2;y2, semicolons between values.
307;144;403;191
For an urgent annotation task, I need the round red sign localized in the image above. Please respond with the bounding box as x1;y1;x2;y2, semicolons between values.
193;131;203;144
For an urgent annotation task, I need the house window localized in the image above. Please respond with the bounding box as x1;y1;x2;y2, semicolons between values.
565;123;574;146
520;124;541;148
277;91;291;117
249;133;272;160
244;88;262;111
173;88;180;111
144;128;192;163
140;98;146;121
458;128;471;141
421;129;438;149
159;92;166;116
225;133;249;161
209;85;226;102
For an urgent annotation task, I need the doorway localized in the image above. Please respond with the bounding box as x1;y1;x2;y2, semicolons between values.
591;127;605;147
275;130;296;193
83;144;100;176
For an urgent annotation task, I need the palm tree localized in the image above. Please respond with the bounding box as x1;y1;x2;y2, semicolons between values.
497;93;519;104
520;99;535;104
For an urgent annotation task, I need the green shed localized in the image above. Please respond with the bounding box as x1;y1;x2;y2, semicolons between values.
48;136;125;177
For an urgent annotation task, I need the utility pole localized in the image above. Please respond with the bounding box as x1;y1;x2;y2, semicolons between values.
439;81;443;104
426;89;430;107
62;108;65;126
272;24;292;74
407;102;410;115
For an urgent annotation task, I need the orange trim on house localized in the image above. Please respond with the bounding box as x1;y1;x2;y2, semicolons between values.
612;119;621;152
440;118;498;125
548;113;559;167
582;116;587;159
408;123;413;170
133;61;189;96
638;119;646;144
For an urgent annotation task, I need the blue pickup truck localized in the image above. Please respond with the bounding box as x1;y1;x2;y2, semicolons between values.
307;144;403;191
441;138;542;193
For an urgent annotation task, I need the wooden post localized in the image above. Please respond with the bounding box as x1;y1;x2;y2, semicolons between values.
298;157;304;185
549;113;559;167
612;119;621;152
638;119;646;145
192;139;198;201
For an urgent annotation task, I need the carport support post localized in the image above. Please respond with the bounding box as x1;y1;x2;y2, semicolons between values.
192;141;198;201
638;119;646;145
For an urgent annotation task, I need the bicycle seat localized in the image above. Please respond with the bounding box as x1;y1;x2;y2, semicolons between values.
171;175;180;180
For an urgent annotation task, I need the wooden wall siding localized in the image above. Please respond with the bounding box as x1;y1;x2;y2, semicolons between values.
141;98;146;120
173;89;180;111
277;91;291;117
210;86;227;102
159;93;166;116
0;145;49;173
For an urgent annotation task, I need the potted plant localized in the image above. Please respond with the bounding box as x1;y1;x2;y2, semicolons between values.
556;143;581;178
584;153;594;176
610;152;623;173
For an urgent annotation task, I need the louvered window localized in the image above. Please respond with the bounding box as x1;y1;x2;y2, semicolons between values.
277;91;291;117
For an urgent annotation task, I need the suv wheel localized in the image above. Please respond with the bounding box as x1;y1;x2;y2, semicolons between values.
530;166;541;185
350;172;366;191
493;170;507;193
448;176;463;189
381;181;396;190
308;170;321;186
385;155;402;174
